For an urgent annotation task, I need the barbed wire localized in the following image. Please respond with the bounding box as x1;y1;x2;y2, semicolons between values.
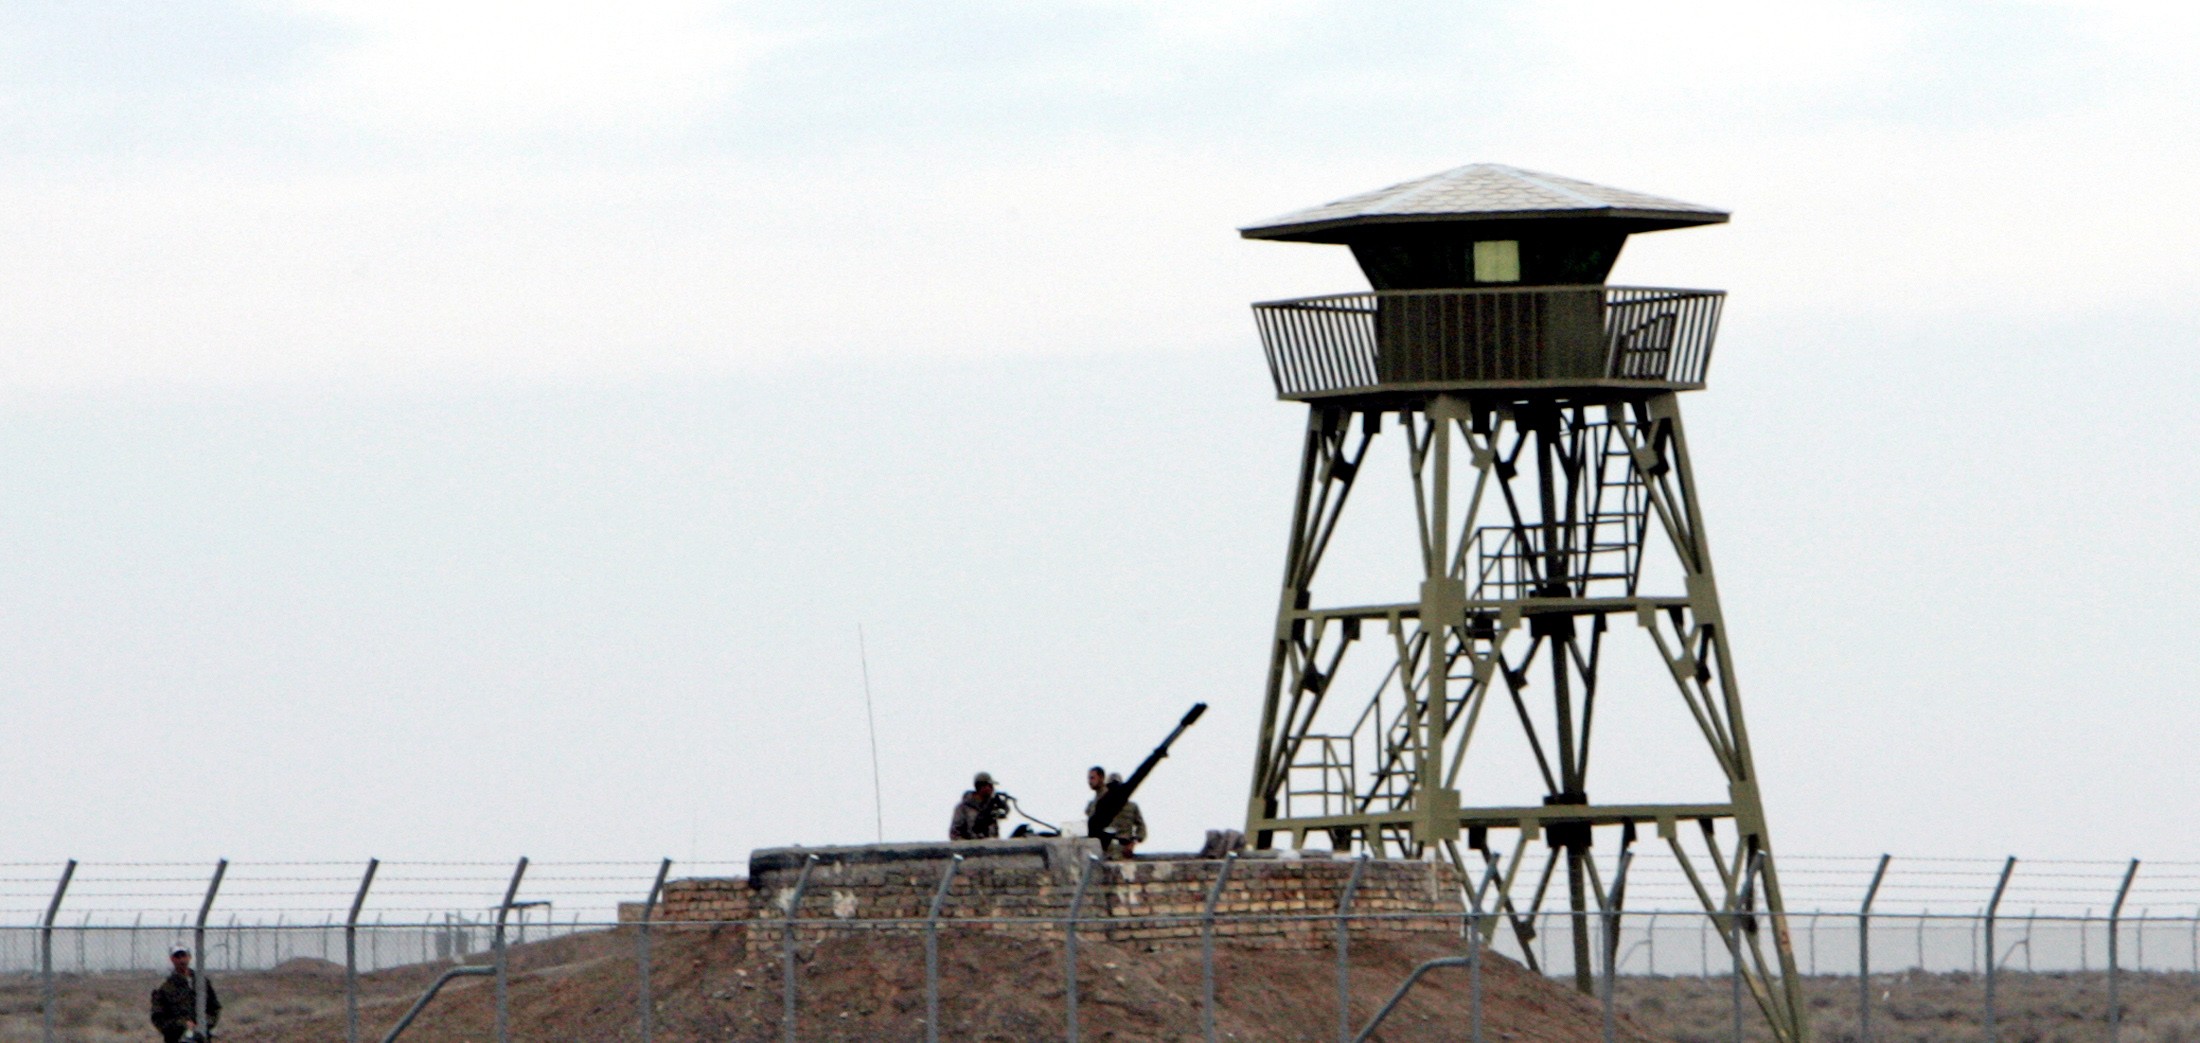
0;853;2194;925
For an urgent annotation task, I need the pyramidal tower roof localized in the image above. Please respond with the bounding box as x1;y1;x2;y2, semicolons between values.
1241;163;1728;242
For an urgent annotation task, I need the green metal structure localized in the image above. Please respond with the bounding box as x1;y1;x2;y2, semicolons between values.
1239;164;1807;1042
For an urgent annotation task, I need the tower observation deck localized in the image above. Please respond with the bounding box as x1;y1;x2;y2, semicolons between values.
1239;164;1807;1042
1246;163;1728;400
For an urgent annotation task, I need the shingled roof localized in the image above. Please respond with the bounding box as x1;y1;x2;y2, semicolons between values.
1241;164;1727;242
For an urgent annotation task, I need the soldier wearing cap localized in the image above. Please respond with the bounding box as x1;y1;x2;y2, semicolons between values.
949;771;1003;841
150;943;220;1043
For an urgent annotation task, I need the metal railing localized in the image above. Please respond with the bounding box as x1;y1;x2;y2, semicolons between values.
1251;286;1724;398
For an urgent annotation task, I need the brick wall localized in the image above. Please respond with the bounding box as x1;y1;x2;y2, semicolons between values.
647;840;1466;952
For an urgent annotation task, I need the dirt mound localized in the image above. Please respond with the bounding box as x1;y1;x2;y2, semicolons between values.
213;928;1657;1043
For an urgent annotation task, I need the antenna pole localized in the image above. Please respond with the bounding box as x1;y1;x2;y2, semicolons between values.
859;624;885;842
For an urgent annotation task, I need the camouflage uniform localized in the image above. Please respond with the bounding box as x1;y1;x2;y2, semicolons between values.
950;790;999;841
1085;797;1147;856
150;969;220;1043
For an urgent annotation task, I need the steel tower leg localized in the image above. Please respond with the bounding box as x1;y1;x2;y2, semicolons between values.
1248;405;1377;851
1643;394;1807;1043
1245;392;1806;1043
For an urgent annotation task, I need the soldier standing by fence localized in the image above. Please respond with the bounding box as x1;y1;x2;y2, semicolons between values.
150;944;220;1043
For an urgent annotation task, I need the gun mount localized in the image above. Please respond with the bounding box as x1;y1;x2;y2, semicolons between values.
1088;703;1207;844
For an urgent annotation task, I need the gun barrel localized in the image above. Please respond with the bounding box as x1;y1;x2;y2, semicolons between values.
1088;702;1207;839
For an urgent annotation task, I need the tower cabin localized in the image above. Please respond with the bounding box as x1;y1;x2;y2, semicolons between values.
1241;164;1728;398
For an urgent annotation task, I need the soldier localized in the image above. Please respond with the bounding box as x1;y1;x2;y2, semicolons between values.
1085;768;1148;858
150;944;220;1043
949;771;1004;840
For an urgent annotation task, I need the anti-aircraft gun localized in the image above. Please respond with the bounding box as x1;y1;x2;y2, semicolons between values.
1087;703;1207;847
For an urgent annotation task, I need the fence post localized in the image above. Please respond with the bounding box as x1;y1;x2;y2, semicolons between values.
491;857;529;1043
1540;909;1552;976
1700;910;1709;979
1983;856;2015;1043
2026;908;2036;973
1201;852;1238;1043
924;855;962;1043
1336;853;1369;1043
39;859;75;1043
2109;859;2138;1043
781;854;818;1043
1806;912;1817;975
194;860;228;1040
1601;850;1634;1043
1859;854;1888;1043
2081;907;2091;971
1917;907;1929;971
638;858;672;1043
1731;852;1760;1043
1066;852;1098;1043
2136;908;2146;971
1470;861;1500;1043
345;859;379;1043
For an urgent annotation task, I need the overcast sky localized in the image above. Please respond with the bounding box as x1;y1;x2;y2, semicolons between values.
2;1;2196;877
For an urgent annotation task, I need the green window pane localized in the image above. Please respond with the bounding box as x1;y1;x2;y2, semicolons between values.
1472;240;1521;283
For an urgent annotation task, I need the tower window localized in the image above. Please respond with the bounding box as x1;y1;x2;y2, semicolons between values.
1472;240;1521;283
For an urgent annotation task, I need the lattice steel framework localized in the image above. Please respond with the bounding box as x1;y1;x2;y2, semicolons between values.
1244;390;1807;1043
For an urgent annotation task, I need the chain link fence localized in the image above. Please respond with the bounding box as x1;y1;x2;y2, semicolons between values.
1;853;2195;1042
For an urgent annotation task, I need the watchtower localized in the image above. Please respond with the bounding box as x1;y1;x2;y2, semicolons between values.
1240;164;1805;1041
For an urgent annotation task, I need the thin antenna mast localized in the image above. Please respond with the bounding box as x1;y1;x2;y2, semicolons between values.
858;624;885;842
